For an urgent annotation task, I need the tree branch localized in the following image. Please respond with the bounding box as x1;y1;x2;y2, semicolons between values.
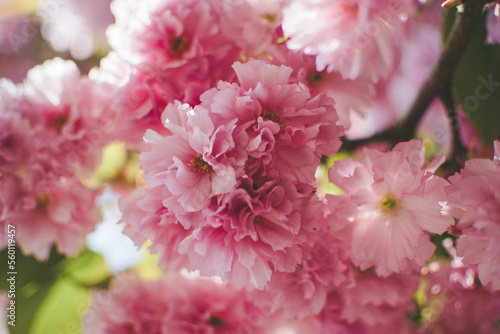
439;86;467;172
342;0;490;151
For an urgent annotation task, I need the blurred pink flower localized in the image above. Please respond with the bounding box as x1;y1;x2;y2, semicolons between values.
447;140;500;290
339;268;418;326
282;0;416;81
17;59;110;177
83;271;266;334
0;174;100;260
346;4;444;140
419;264;500;334
0;58;109;259
107;0;239;96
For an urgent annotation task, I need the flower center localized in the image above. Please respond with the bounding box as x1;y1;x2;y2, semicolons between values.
37;193;51;215
261;13;277;23
207;315;227;328
261;108;283;126
169;34;191;59
380;196;398;214
306;70;326;88
190;154;211;173
52;114;69;132
342;1;359;17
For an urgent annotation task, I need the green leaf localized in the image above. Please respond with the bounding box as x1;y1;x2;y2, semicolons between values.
1;246;65;334
63;249;110;288
1;247;110;333
0;246;65;292
444;9;500;144
29;279;90;334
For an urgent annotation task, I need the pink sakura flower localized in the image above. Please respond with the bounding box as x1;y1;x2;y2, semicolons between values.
89;52;170;150
446;140;500;290
20;58;110;177
0;59;108;259
140;101;239;228
202;60;343;183
315;287;414;334
107;0;239;99
119;186;191;271
214;0;285;55
83;271;267;334
339;268;418;327
0;174;101;260
264;43;375;131
346;4;444;140
282;0;416;82
123;60;343;289
252;227;350;318
328;139;453;277
0;108;32;175
177;179;316;290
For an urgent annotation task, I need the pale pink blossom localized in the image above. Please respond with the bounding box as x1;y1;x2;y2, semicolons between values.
1;175;101;260
328;139;453;276
20;58;110;177
446;140;500;290
346;5;444;139
0;59;107;259
123;60;342;289
282;0;416;81
83;271;267;334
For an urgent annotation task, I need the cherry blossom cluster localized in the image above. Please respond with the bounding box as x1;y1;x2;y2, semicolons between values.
0;58;111;259
83;271;273;333
1;0;500;332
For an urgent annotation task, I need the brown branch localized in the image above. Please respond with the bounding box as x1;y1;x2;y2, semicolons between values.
439;86;467;173
342;0;490;151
